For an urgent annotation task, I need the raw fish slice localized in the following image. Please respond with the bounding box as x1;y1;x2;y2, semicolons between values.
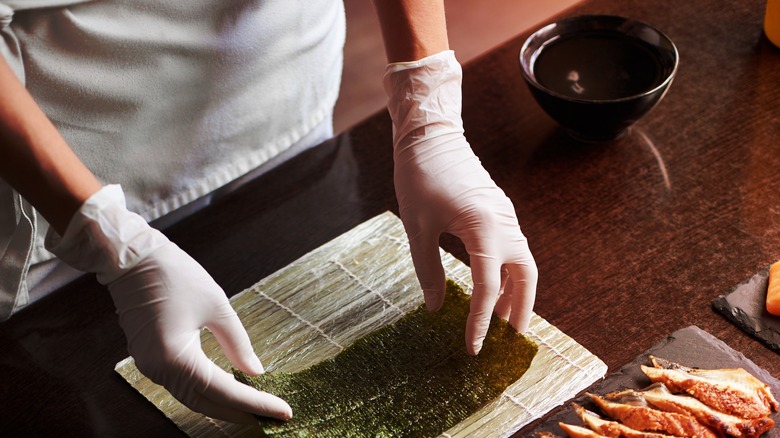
558;422;610;437
573;403;675;437
611;382;774;438
643;356;779;419
588;393;718;438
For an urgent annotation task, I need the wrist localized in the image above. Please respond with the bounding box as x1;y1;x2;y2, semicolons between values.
42;169;102;235
45;184;169;284
382;50;464;154
372;0;449;63
383;49;457;76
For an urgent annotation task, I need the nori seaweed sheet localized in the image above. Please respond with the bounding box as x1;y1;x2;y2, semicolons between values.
234;280;538;437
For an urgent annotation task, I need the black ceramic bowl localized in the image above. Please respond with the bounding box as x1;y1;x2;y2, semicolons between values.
520;15;678;141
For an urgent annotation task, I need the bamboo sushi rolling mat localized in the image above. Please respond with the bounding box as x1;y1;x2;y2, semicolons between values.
115;211;607;437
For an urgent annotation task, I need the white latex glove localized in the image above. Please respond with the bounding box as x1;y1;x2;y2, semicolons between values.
384;51;538;356
46;185;292;423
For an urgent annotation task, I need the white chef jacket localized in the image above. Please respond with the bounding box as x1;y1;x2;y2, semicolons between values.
0;0;346;319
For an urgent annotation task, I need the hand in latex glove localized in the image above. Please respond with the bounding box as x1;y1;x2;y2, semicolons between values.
383;51;538;355
46;185;292;423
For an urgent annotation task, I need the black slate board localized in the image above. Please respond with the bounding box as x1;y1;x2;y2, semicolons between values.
713;266;780;353
526;325;780;437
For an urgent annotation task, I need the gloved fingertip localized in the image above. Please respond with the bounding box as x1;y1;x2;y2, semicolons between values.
249;356;265;375
265;398;293;421
466;339;484;356
281;406;293;421
425;298;444;312
510;319;530;335
422;287;445;312
266;408;292;422
466;320;488;356
234;352;265;376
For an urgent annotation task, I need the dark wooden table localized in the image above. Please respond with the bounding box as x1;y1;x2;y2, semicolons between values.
2;0;779;436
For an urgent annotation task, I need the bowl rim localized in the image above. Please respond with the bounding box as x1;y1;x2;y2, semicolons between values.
519;14;680;104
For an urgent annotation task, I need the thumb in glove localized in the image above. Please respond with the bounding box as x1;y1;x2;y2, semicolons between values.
46;185;292;423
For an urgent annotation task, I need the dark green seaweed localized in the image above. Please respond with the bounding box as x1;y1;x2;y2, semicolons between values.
235;280;538;437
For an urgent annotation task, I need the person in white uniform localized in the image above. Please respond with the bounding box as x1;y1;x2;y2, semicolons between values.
0;0;537;424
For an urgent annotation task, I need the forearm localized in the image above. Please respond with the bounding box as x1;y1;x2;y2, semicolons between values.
0;57;101;234
371;0;450;63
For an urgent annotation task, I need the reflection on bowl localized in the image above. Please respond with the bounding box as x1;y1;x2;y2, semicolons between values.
520;15;679;141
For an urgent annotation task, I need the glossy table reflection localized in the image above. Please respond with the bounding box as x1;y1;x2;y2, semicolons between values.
2;0;779;436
